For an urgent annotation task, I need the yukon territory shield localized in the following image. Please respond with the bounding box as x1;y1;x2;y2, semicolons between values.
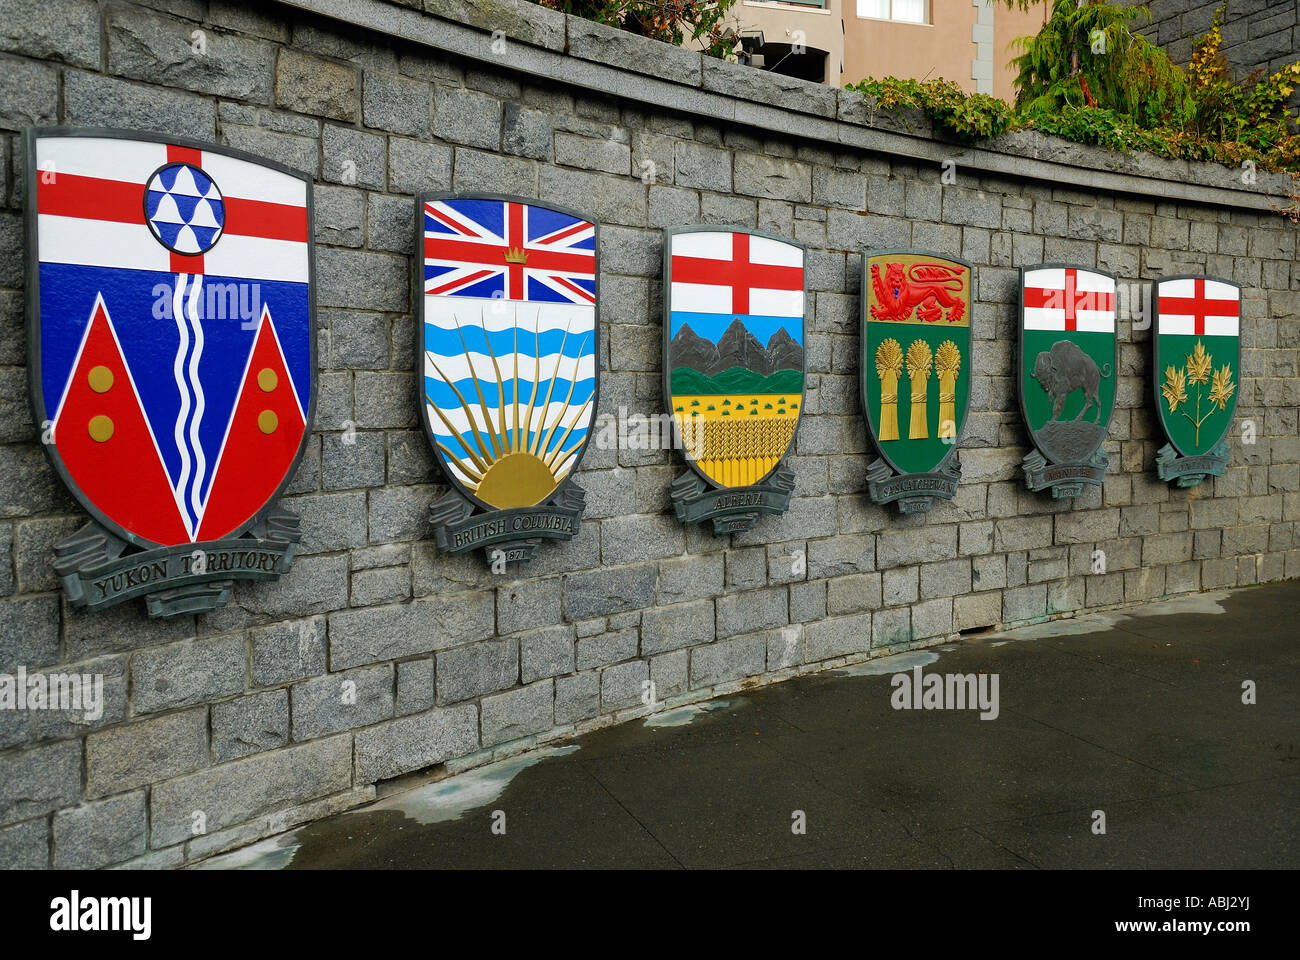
421;194;597;563
664;226;806;533
861;249;971;513
1152;275;1240;486
25;128;315;616
1018;265;1117;498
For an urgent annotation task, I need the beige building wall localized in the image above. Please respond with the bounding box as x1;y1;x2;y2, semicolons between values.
722;0;1048;101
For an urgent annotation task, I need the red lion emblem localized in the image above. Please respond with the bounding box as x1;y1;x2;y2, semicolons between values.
870;261;966;324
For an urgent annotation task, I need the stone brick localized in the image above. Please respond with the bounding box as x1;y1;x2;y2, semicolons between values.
330;593;493;669
675;142;731;192
919;558;972;599
657;554;724;604
497;577;563;635
0;740;80;826
131;633;245;714
808;535;875;577
395;658;435;715
911;598;953;639
434;85;501;149
292;664;393;740
150;735;351;846
0;595;59;669
106;4;274;101
954;591;1001;631
212;690;289;761
804;613;871;661
436;639;518;704
1003;584;1048;622
276;48;358;120
715;586;788;638
600;659;648;710
250;616;327;686
52;791;146;869
481;680;554;745
564;564;657;620
0;0;100;67
520;624;575;683
0;818;47;869
877;525;958;566
355;704;478;782
363;70;430;135
555;671;600;724
86;709;207;799
576;627;638;669
689;634;766;687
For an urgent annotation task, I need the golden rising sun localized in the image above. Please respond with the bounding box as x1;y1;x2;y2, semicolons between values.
426;310;592;510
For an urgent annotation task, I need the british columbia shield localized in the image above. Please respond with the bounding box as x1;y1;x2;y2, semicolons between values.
861;249;972;513
420;194;597;563
26;127;315;616
1018;264;1118;499
664;226;806;533
1152;275;1240;487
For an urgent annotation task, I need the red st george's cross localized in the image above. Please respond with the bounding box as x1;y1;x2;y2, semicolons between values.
670;232;803;313
423;200;594;302
1162;278;1240;335
1023;267;1114;331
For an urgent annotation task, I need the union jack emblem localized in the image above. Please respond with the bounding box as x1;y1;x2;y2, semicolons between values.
423;197;595;304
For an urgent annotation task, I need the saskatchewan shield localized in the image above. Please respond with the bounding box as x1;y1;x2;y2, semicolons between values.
861;250;971;513
26;128;314;616
1018;265;1117;498
421;194;596;562
1153;275;1240;486
664;226;805;533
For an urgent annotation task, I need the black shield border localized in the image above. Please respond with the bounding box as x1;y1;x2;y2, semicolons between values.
23;125;318;552
414;192;602;513
859;247;974;478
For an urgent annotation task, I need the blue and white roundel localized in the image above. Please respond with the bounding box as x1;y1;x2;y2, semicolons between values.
144;162;225;255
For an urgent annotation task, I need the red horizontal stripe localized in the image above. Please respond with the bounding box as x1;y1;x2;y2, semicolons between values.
1023;288;1115;310
1161;296;1239;317
37;172;307;242
425;237;594;275
670;255;803;291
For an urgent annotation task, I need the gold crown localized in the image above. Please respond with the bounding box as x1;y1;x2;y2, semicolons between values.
503;247;528;264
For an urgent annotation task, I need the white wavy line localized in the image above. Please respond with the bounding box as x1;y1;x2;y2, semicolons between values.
171;275;194;539
186;276;207;524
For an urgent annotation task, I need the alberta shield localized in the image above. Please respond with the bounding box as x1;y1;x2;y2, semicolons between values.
1153;275;1240;487
421;194;596;563
26;128;315;616
861;250;971;513
664;226;805;533
1018;265;1117;498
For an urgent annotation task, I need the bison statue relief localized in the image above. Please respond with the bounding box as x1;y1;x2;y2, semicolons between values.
1031;340;1112;422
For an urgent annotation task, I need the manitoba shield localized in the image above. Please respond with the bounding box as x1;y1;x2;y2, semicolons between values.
1018;265;1117;498
861;249;971;513
664;226;805;533
421;194;596;563
26;128;314;616
1152;275;1240;486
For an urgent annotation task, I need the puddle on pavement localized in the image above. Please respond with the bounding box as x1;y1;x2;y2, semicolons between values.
644;698;743;727
830;650;938;677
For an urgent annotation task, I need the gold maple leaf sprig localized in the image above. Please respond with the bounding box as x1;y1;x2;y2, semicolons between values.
1161;339;1235;446
1209;364;1235;411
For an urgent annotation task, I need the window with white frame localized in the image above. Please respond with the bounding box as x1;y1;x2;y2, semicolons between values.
856;0;928;23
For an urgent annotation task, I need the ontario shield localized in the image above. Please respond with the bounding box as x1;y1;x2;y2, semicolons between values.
421;194;596;563
1152;275;1240;486
26;128;315;616
861;249;971;513
664;226;805;533
1018;265;1117;499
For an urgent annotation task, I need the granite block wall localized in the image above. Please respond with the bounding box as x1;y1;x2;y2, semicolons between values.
0;0;1296;868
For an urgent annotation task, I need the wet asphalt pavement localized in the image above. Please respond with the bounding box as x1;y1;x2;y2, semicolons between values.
201;580;1300;869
